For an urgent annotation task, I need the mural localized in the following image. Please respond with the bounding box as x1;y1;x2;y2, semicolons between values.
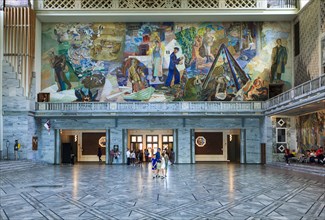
41;22;292;102
296;111;325;153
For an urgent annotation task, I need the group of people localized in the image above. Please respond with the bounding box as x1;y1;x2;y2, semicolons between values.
284;146;324;165
151;148;171;179
125;148;175;168
97;147;120;163
126;149;144;166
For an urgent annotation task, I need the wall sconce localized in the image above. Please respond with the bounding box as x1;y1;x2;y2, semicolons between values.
74;135;78;142
229;134;232;142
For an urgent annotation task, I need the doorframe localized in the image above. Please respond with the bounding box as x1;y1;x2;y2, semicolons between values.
194;129;240;162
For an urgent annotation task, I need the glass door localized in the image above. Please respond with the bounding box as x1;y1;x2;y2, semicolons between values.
130;135;143;151
146;135;158;157
162;135;173;153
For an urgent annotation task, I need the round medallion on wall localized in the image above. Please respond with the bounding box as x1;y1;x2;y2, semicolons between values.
195;136;206;147
98;136;106;148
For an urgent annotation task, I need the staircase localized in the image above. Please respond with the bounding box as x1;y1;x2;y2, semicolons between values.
267;162;325;177
2;61;30;110
2;61;36;160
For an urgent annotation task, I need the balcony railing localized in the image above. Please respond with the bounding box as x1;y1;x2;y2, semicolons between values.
35;101;264;116
34;75;324;117
263;74;325;110
33;0;297;10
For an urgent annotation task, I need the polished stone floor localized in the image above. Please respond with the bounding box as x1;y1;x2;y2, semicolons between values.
0;162;324;220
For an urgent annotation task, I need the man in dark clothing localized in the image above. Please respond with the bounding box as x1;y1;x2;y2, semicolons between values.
97;147;102;162
165;47;184;87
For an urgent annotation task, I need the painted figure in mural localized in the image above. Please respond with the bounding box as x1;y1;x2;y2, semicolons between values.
270;39;288;83
243;77;268;101
203;27;215;63
152;40;164;82
49;51;72;92
128;59;145;92
190;35;203;69
165;47;184;87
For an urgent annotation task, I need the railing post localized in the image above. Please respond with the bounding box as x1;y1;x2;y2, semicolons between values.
36;0;44;10
181;0;188;8
219;0;226;8
75;0;81;9
112;0;119;9
257;0;267;9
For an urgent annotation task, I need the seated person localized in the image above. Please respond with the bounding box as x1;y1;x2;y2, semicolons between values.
315;146;324;164
309;150;317;163
284;147;294;165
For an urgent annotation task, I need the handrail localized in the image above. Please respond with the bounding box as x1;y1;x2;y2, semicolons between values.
34;75;324;115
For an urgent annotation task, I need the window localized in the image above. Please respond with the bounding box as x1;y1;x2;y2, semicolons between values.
276;128;287;143
130;135;143;151
146;135;158;156
162;135;173;151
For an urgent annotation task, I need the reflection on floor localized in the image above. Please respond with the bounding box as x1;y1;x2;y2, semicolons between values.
0;162;324;220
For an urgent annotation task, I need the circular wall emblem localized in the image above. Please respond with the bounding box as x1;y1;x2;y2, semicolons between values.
195;136;206;147
98;136;106;148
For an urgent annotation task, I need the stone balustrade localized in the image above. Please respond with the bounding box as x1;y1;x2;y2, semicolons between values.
34;74;325;117
35;101;264;116
263;74;325;112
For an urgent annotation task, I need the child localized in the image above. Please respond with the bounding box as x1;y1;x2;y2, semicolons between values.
152;154;157;178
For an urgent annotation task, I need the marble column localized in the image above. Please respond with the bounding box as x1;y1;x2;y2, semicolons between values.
173;129;177;163
54;129;61;164
177;128;191;163
105;129;109;165
261;116;273;163
0;10;3;160
110;128;123;164
240;129;246;163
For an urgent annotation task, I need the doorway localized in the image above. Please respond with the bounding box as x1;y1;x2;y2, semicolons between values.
227;134;240;163
128;129;174;161
195;130;225;162
61;135;78;164
60;130;106;162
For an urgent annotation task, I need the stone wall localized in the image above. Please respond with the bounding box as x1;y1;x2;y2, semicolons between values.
294;0;321;86
34;116;264;164
2;61;37;160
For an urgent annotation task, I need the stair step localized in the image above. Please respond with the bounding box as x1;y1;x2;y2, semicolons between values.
2;97;30;110
3;78;20;88
2;87;24;97
267;162;325;176
2;65;13;73
3;71;18;79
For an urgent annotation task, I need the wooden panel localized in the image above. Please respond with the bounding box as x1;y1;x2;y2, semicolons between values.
3;7;35;97
195;132;223;155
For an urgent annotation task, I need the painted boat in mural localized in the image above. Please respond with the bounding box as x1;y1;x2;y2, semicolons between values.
123;87;155;101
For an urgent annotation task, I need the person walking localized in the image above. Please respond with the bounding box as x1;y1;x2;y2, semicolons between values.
131;150;136;166
14;140;19;160
97;146;102;162
109;149;115;164
169;148;175;165
163;151;169;177
126;148;131;165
